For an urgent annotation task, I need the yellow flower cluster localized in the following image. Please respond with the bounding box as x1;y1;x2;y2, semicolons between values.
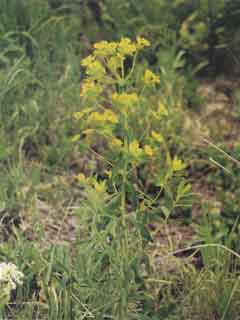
92;37;150;59
75;37;189;201
81;52;106;79
136;36;150;49
93;180;106;193
172;156;186;171
118;37;137;56
77;173;88;183
76;173;106;193
93;41;117;56
80;80;102;97
86;60;106;79
110;137;123;148
88;109;118;124
129;140;155;158
144;69;160;85
73;107;93;120
151;131;163;143
152;101;168;119
107;56;122;72
80;37;151;100
112;92;139;107
81;55;95;67
129;140;142;158
144;145;155;157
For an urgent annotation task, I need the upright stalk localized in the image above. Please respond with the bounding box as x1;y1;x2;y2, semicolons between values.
117;114;130;320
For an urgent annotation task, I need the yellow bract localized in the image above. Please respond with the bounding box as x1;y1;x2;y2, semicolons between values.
73;112;84;120
93;41;117;56
104;109;118;124
172;156;186;171
129;140;142;157
136;36;150;49
158;102;168;116
112;92;139;113
88;111;105;122
151;131;163;143
144;69;160;85
93;180;106;193
118;37;137;56
80;80;102;97
77;173;88;183
88;110;118;124
153;101;168;119
73;107;92;120
105;170;112;179
92;37;150;58
144;145;155;157
81;54;95;67
86;60;105;79
110;137;123;148
107;56;122;72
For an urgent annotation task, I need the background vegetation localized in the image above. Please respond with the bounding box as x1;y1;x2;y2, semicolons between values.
1;0;240;319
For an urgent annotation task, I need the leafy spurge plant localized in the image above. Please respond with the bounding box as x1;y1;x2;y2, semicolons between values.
73;37;191;319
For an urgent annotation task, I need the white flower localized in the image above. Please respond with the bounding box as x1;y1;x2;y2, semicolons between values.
0;262;24;291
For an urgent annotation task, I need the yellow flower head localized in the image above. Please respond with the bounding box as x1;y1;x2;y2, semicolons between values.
105;170;112;179
94;41;117;56
172;156;186;172
144;145;155;157
73;112;84;120
129;140;142;157
151;131;163;143
88;110;118;124
80;80;102;97
144;69;160;85
81;55;95;67
73;107;92;121
112;92;139;112
136;36;150;49
158;102;168;116
88;111;105;123
104;109;118;124
118;37;137;56
77;173;88;183
86;60;106;79
110;137;123;148
107;56;122;72
152;101;168;119
93;180;106;193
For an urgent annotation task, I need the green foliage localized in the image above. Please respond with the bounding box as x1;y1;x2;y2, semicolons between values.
1;1;240;319
102;0;240;74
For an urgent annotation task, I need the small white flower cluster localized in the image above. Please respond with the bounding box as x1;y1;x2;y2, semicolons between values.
0;262;24;293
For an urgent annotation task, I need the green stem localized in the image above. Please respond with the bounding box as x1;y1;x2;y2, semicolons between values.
121;121;129;259
117;115;129;320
